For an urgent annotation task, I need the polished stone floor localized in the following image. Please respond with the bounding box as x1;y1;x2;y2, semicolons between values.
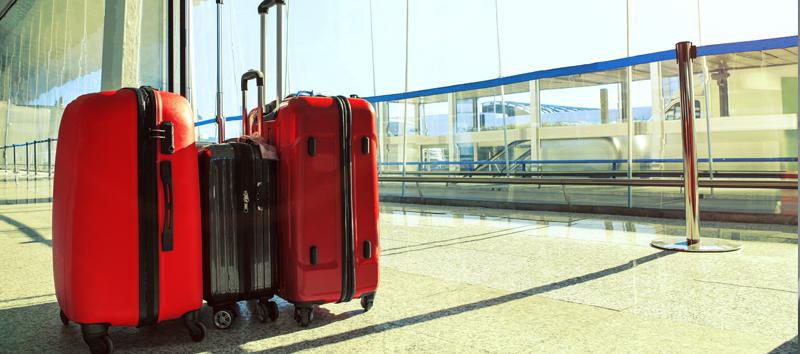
0;176;796;353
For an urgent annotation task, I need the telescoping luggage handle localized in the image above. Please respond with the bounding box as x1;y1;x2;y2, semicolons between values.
258;0;285;108
241;70;266;136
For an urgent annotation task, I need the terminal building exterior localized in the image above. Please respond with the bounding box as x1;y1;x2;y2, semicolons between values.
0;0;797;352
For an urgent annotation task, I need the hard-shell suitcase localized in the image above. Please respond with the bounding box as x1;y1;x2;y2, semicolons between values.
267;95;380;327
252;0;378;328
52;87;206;353
198;138;279;329
198;62;279;328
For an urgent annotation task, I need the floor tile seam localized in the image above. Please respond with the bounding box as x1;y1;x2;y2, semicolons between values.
615;305;797;342
379;266;476;292
403;326;503;353
379;208;579;226
444;236;659;261
380;225;551;256
690;278;798;294
534;296;627;313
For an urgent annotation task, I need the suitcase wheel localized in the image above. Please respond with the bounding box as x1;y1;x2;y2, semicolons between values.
182;309;207;342
212;307;236;329
86;335;113;354
187;322;207;342
59;309;70;325
81;324;112;354
256;299;279;323
294;307;314;327
360;294;375;313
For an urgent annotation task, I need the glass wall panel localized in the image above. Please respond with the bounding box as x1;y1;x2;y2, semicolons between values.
0;0;169;169
538;69;628;174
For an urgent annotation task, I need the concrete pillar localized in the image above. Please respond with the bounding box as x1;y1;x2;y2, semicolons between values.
101;0;143;90
649;62;663;120
528;80;541;172
447;93;457;171
650;62;665;161
600;88;609;124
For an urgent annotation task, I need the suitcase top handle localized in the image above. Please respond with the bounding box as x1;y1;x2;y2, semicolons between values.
241;69;265;136
258;0;285;14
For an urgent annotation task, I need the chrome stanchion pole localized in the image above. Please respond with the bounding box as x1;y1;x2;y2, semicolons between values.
651;41;739;252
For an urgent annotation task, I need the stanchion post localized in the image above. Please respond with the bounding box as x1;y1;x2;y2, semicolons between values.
33;140;37;175
47;138;52;178
25;142;29;177
650;41;740;253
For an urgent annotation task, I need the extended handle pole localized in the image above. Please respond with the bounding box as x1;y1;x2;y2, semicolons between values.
676;41;700;245
241;70;265;136
258;0;286;109
215;0;225;143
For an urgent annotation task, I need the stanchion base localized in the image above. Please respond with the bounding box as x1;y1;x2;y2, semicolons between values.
650;237;741;252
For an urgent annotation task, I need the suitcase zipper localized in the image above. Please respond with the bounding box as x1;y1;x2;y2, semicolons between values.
134;87;160;326
335;96;356;303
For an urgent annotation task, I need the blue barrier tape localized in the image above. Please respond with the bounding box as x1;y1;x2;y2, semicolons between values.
362;36;798;104
193;36;797;125
696;36;798;57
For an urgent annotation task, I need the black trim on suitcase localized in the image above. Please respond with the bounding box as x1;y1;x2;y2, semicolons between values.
135;86;160;327
334;96;356;303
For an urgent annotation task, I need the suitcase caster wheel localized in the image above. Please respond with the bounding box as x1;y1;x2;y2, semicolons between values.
294;307;313;327
59;309;69;325
82;324;112;354
213;308;235;329
187;322;206;342
86;335;113;354
267;301;279;322
360;295;375;312
257;300;279;323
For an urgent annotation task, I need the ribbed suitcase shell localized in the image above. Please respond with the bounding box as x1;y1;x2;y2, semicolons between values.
52;88;202;326
199;139;277;307
266;96;380;306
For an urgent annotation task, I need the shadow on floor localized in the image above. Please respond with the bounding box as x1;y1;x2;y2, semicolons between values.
0;251;674;353
255;250;675;353
769;336;798;354
0;214;50;247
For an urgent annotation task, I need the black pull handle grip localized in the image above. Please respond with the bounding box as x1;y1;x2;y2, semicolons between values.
258;0;285;14
160;161;174;251
240;69;264;90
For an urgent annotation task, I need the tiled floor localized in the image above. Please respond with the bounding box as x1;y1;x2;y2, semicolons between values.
0;176;796;353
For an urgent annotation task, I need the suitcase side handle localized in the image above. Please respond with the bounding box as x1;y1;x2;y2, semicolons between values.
240;69;265;136
159;161;174;251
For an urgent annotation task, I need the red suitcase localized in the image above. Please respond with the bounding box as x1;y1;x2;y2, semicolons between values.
254;0;379;327
53;87;206;353
267;95;380;327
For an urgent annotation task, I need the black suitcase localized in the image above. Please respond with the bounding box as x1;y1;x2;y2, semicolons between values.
198;136;278;330
198;10;279;328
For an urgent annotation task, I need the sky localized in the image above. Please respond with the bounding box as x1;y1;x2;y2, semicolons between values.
191;0;798;120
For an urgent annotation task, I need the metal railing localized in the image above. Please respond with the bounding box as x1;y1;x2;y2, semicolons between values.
0;138;57;178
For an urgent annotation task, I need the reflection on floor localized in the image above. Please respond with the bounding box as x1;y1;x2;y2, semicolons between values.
0;176;796;353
